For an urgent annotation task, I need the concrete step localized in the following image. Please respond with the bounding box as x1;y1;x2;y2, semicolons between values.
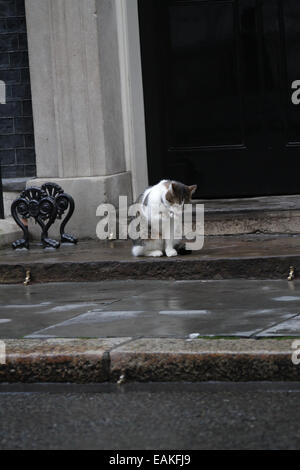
0;235;300;283
200;194;300;235
114;194;300;236
2;193;300;250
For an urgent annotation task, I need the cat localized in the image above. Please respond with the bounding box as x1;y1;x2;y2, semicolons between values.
131;179;197;257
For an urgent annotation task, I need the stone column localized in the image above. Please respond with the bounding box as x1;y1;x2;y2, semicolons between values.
25;0;132;239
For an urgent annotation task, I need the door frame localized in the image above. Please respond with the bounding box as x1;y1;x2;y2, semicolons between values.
115;0;149;199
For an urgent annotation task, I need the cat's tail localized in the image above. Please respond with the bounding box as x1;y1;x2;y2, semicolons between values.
132;245;145;257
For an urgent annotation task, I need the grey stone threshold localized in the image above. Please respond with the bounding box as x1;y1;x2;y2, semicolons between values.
2;192;300;243
196;194;300;214
195;194;300;235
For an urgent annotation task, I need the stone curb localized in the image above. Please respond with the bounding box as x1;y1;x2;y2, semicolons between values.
0;338;299;383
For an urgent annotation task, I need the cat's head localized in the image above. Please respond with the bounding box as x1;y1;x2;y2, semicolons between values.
165;181;197;206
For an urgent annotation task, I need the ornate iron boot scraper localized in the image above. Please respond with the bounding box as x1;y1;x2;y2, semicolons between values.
11;182;77;249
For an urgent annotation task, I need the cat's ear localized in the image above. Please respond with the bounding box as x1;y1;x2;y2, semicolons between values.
189;185;197;195
171;182;177;193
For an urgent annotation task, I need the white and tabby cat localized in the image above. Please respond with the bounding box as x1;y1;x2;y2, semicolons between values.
132;180;197;257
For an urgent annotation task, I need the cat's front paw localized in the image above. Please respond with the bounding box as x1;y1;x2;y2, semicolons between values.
147;250;164;257
165;248;178;257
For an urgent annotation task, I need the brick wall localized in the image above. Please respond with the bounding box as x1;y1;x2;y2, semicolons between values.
0;0;36;179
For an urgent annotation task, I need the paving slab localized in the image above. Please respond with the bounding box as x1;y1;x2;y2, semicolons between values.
0;280;300;339
257;317;300;337
0;281;156;338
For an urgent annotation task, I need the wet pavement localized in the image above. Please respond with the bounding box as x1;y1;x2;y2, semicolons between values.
1;280;300;339
0;382;300;449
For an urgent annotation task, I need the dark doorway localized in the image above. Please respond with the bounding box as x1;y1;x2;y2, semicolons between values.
138;0;300;198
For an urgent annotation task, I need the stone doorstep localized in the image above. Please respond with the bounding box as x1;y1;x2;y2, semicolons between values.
1;235;300;282
0;338;299;383
117;209;300;236
117;194;300;236
1;252;300;283
204;210;300;235
114;196;300;236
1;194;300;248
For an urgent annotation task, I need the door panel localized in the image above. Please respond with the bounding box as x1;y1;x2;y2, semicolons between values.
284;0;300;144
138;0;300;198
167;1;243;148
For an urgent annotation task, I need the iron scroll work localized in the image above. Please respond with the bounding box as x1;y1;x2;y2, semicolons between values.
11;182;77;249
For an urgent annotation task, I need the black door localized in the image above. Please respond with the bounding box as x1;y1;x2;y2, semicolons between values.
138;0;300;198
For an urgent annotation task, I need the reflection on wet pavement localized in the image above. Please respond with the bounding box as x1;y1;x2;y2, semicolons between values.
0;280;300;339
